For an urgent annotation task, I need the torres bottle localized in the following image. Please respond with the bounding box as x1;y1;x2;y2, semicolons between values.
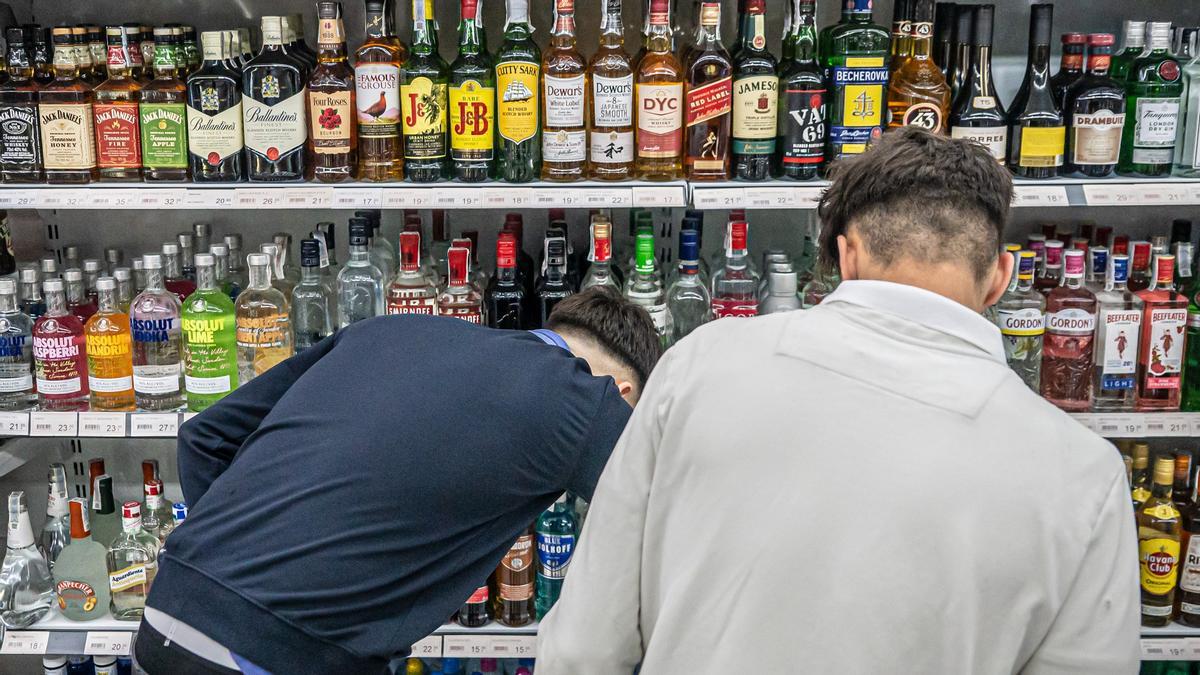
306;2;356;182
541;0;588;181
684;2;732;180
774;0;825;180
449;0;496;182
588;0;635;180
1007;4;1063;179
243;16;308;182
948;4;1006;162
1063;33;1124;178
495;0;541;182
818;0;888;160
633;0;684;180
39;27;99;184
887;0;949;134
730;0;777;181
403;0;451;182
92;26;142;181
355;0;405;181
140;27;190;182
0;27;44;182
1118;22;1183;178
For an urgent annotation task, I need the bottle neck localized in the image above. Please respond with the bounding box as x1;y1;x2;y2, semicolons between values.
365;7;388;39
647;6;672;51
301;265;322;283
97;288;118;313
163;253;181;279
694;3;722;48
20;281;40;302
412;0;438;53
154;42;178;78
1087;47;1112;76
0;292;16;313
65;279;84;304
505;0;533;37
45;289;67;316
52;44;79;78
248;264;271;290
459;4;485;52
599;0;623;45
739;10;765;54
910;23;932;59
551;1;577;46
793;4;817;63
349;244;370;262
196;264;216;292
317;17;348;60
145;267;164;291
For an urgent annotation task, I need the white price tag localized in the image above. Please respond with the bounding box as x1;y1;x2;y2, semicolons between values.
107;189;139;208
793;186;826;208
0;191;37;208
39;191;66;208
136;189;167;208
1137;185;1187;206
78;412;127;437
632;185;687;207
285;187;333;208
382;188;424;208
235;188;270;207
506;187;534;207
85;631;134;656
200;189;237;208
410;636;442;658
1069;414;1096;432
29;411;77;437
442;635;492;658
692;187;745;209
1144;415;1169;436
433;189;469;208
1183;637;1200;659
490;636;537;658
59;190;91;209
533;189;585;208
0;411;29;435
0;191;16;207
1094;414;1144;437
334;187;383;209
1141;638;1189;661
256;190;286;209
483;189;511;208
1;631;49;654
1161;413;1195;436
744;187;797;209
1188;184;1200;204
585;188;632;207
130;413;179;437
1013;185;1069;207
159;189;187;209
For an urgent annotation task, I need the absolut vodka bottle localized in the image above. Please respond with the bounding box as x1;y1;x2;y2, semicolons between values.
130;254;184;410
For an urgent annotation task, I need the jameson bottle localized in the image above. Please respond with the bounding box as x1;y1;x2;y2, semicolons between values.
188;31;245;182
818;0;889;161
588;0;635;180
1118;22;1182;178
243;16;308;181
306;2;356;182
92;26;142;181
140;27;190;182
949;4;1006;162
684;2;732;180
355;0;405;181
403;0;451;182
449;0;496;182
775;0;824;180
0;279;34;411
495;0;542;182
0;27;44;182
130;254;184;411
541;0;587;181
729;0;777;181
1006;4;1064;179
181;254;237;412
1063;33;1124;178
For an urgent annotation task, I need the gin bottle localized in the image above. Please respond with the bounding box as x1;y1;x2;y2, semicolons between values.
387;231;438;317
181;254;237;412
33;279;89;411
53;498;110;621
1175;29;1200;177
1136;254;1189;411
106;501;158;621
667;228;711;341
534;494;576;619
39;464;69;570
84;277;135;412
625;226;673;347
336;220;384;328
1119;22;1183;177
130;255;184;411
291;239;334;352
0;279;34;410
235;253;293;385
995;250;1046;391
1093;254;1143;412
437;247;484;324
0;491;53;628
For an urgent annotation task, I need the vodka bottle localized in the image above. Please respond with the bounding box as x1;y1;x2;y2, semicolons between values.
63;268;97;323
181;253;237;412
1093;254;1143;412
291;239;335;352
580;220;620;292
0;491;53;628
759;267;802;314
534;494;576;619
223;234;248;296
388;231;438;317
0;279;35;410
208;244;235;299
39;464;70;570
235;253;293;385
18;267;45;320
32;279;89;411
160;242;196;302
53;498;110;621
140;480;175;547
85;277;135;412
625;225;673;347
106;501;158;621
336;219;385;328
995;250;1046;391
259;243;296;298
130;254;184;411
113;268;133;313
437;247;484;324
667;228;711;341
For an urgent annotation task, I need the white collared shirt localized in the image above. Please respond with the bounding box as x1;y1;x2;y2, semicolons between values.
537;280;1140;675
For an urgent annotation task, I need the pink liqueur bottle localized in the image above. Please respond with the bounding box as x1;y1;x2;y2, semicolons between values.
1041;249;1097;411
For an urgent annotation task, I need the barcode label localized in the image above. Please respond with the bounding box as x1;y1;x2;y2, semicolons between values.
78;412;127;437
130;413;179;437
29;411;77;437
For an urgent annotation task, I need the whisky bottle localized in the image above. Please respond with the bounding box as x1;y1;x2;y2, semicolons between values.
137;25;155;84
1063;33;1124;178
30;27;54;87
74;27;103;89
887;0;950;134
402;0;451;182
0;27;44;182
121;25;145;82
306;2;356;182
541;0;587;181
818;0;889;160
93;26;142;181
188;31;245;182
1007;4;1064;178
139;27;189;182
634;0;684;180
496;0;541;182
354;0;405;182
1140;455;1182;627
178;25;202;74
588;0;634;180
86;27;106;85
38;27;98;184
243;16;308;182
730;0;777;180
449;0;495;182
949;5;1007;162
1118;22;1183;178
684;2;733;180
775;0;824;180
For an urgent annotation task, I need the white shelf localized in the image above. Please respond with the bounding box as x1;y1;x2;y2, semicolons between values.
1142;623;1200;661
1069;413;1200;438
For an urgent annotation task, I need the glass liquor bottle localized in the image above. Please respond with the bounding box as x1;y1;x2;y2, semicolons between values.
1040;250;1096;411
0;28;43;182
207;246;235;301
1050;33;1085;111
449;0;495;182
235;253;292;385
283;17;317;70
540;0;587;181
260;244;296;299
887;0;949;134
224;235;249;297
587;0;634;180
493;529;534;627
83;260;103;304
580;220;620;291
243;16;308;182
354;0;405;182
485;233;526;329
181;254;237;412
1130;241;1153;293
387;231;438;316
74;27;103;89
1064;33;1124;178
1136;254;1189;411
634;0;684;180
537;236;574;328
54;498;110;622
0;279;33;410
888;0;912;75
775;0;824;180
188;31;244;182
64;269;96;323
18;269;44;320
39;464;69;569
729;0;776;181
760;267;802;314
291;239;335;352
626;226;673;348
0;491;53;629
1175;29;1200;177
39;27;98;183
994;250;1044;391
949;6;1006;161
683;2;732;180
437;247;484;324
1119;22;1183;178
1140;455;1182;627
947;6;972;103
33;279;88;411
138;27;189;182
31;27;54;87
495;0;542;182
1179;480;1200;625
140;480;174;547
457;584;491;628
1094;255;1143;412
84;277;134;412
336;221;384;328
106;501;158;621
711;220;758;318
1006;4;1063;178
88;475;119;550
1036;240;1064;296
818;0;888;161
306;3;356;182
178;25;202;74
130;255;183;411
534;494;576;620
161;243;196;302
1112;20;1147;82
92;26;142;181
402;0;451;182
667;228;710;341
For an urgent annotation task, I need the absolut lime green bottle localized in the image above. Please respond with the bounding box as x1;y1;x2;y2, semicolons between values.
180;253;237;412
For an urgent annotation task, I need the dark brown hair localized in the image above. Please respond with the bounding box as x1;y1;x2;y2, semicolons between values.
817;127;1013;282
547;286;663;391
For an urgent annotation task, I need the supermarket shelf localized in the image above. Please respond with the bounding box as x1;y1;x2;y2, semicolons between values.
1143;624;1200;661
1069;413;1200;438
0;181;688;210
0;411;195;439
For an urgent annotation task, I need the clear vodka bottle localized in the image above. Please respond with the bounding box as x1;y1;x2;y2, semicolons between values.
130;254;184;411
711;220;759;318
995;250;1046;391
273;233;302;286
38;464;69;570
336;220;385;328
0;491;53;628
235;254;293;385
260;243;296;298
580;220;620;292
1093;254;1143;411
759;267;802;314
208;244;235;299
387;231;439;316
291;239;335;352
106;501;158;621
131;257;147;294
113;268;133;314
193;222;212;255
437;247;485;324
625;225;673;348
0;279;35;410
224;234;248;297
18;267;45;320
667;229;712;342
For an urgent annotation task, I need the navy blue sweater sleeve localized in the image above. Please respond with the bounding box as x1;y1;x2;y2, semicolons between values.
566;385;632;502
177;332;342;506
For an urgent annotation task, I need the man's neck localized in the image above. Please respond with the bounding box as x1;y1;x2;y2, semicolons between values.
853;265;988;313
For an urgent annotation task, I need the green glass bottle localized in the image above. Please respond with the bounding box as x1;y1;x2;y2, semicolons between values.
402;0;450;182
1110;20;1146;83
180;253;237;412
1183;246;1200;411
1118;22;1183;177
494;0;541;182
449;0;496;182
818;0;890;162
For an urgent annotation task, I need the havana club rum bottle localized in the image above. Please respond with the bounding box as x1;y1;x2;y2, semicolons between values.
92;26;141;181
588;0;634;180
1118;22;1183;178
39;27;98;184
684;2;732;180
540;0;587;181
1136;254;1189;411
449;0;495;182
730;0;777;181
1063;33;1124;178
355;0;405;181
402;0;450;182
306;2;356;182
1006;4;1065;179
634;0;683;180
1140;455;1182;627
774;0;824;180
243;17;309;182
818;0;889;161
139;27;189;182
948;5;1005;161
0;27;45;182
495;0;541;182
887;0;949;134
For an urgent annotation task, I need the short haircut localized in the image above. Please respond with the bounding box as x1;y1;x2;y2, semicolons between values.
817;126;1013;282
547;286;663;391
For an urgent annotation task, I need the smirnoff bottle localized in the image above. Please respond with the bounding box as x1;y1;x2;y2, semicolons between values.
1093;254;1143;412
130;254;184;411
1041;250;1096;411
580;220;620;291
485;233;526;329
53;498;110;621
388;231;438;316
711;220;758;318
32;278;89;411
106;501;157;621
437;247;483;324
0;279;35;410
995;250;1045;391
1136;254;1189;411
0;491;53;628
39;464;70;569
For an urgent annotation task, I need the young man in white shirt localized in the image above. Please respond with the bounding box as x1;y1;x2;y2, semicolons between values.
536;127;1140;675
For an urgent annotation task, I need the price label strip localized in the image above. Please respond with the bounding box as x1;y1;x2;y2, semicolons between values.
489;636;537;659
78;412;128;438
0;411;29;436
130;413;180;437
410;636;443;658
632;185;687;207
441;635;493;658
1013;185;1070;207
1;630;50;654
1093;414;1145;438
1141;638;1191;661
84;631;134;656
743;187;798;209
334;187;383;209
285;187;333;208
692;187;746;210
29;411;78;437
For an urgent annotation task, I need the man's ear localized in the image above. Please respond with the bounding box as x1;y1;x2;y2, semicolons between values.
616;379;636;405
837;234;857;281
984;250;1014;308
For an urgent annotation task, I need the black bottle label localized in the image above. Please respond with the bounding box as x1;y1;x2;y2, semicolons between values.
779;86;826;167
0;104;41;167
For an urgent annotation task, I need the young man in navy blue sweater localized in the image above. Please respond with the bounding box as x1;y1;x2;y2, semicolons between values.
136;288;662;675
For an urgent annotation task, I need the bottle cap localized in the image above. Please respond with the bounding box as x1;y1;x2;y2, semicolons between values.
1110;254;1130;283
1061;32;1086;45
113;267;131;281
1153;456;1175;486
1016;251;1036;279
1063;250;1085;278
42;278;63;293
495;233;517;270
18;267;38;283
771;270;799;295
348;218;370;245
122;500;141;519
132;257;145;271
209;244;228;257
161;243;179;256
5;27;24;45
173;502;188;522
143;253;163;270
246;253;269;267
82;259;102;274
0;279;15;295
62;268;82;282
194;253;215;268
1087;32;1114;46
224;234;242;249
95;276;115;291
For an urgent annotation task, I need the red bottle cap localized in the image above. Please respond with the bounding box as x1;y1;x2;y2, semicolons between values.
1044;241;1064;266
399;231;421;272
1063;250;1086;277
1132;241;1152;268
1061;32;1086;44
447;247;470;286
1087;33;1115;47
1155;255;1176;285
122;501;141;520
1113;235;1130;255
728;221;748;252
496;234;518;270
144;480;162;497
141;459;158;485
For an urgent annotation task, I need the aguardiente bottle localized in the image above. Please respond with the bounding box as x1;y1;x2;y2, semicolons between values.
181;253;237;412
53;498;110;622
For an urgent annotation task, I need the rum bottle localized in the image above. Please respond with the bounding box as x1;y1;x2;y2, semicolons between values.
495;0;542;182
235;253;292;385
534;494;576;619
243;16;308;182
818;0;889;160
948;4;1006;161
887;0;950;134
774;0;825;180
0;279;33;411
38;26;98;183
1118;22;1183;178
139;27;189;181
53;498;110;622
1112;20;1147;82
0;27;43;182
354;0;404;181
291;240;335;352
187;31;244;182
130;254;184;411
1064;33;1124;178
0;490;53;629
449;0;495;182
106;501;158;621
1006;4;1063;178
633;0;684;180
92;26;141;181
32;278;89;411
1093;254;1143;412
437;246;483;324
683;2;732;180
484;232;526;329
1140;455;1182;627
588;0;634;180
729;0;776;180
1136;254;1189;411
336;220;384;327
387;231;438;316
493;530;534;627
402;0;451;182
1040;250;1096;411
84;277;134;412
181;253;237;412
541;0;587;181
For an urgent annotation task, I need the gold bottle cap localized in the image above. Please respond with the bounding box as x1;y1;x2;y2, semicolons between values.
1134;443;1150;466
1153;456;1175;486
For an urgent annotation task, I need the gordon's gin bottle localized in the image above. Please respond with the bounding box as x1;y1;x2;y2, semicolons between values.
1040;249;1097;411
